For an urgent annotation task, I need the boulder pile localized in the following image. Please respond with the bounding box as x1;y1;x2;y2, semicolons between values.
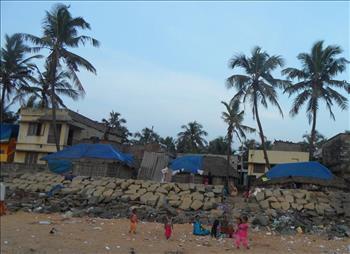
4;173;224;223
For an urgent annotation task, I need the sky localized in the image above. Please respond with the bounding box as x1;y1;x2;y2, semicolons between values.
1;1;349;147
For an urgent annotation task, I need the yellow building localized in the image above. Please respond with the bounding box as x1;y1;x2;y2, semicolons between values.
0;124;19;162
14;108;121;164
248;150;309;178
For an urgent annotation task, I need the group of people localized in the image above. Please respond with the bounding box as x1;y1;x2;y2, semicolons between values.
128;209;249;249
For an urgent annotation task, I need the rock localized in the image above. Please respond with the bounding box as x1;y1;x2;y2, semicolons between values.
342;202;350;217
213;186;223;194
140;192;159;207
295;199;307;205
266;209;277;217
177;183;189;191
270;202;281;209
169;200;181;207
291;203;303;211
148;184;159;192
205;192;215;198
294;191;306;199
190;200;203;210
196;185;205;193
203;200;214;210
120;181;130;190
267;196;278;202
105;182;116;189
156;187;168;194
280;202;290;211
179;197;192;210
304;202;315;210
137;188;147;196
264;189;273;197
272;189;281;197
252;215;269;226
285;195;294;203
102;189;114;202
210;209;223;218
255;191;265;201
259;200;270;209
192;193;204;201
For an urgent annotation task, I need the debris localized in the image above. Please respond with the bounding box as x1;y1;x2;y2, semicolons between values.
4;240;8;244
105;246;110;250
296;227;303;234
49;228;57;234
39;220;51;225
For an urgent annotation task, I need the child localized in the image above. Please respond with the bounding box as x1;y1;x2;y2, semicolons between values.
210;219;220;238
164;214;173;240
235;215;249;249
129;208;138;234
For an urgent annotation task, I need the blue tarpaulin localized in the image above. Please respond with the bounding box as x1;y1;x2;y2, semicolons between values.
48;160;73;174
169;155;203;174
266;162;333;180
0;124;19;142
41;144;134;167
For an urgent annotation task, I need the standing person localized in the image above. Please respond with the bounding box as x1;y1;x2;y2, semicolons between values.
129;208;138;234
0;181;7;216
235;215;249;249
210;219;220;238
164;214;173;240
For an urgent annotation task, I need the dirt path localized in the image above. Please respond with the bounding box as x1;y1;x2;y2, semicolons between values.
1;212;349;254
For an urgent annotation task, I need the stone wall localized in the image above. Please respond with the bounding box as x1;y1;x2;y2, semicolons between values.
4;172;224;223
254;188;350;218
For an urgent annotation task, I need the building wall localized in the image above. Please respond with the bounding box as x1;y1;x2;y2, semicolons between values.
0;138;17;162
248;150;309;177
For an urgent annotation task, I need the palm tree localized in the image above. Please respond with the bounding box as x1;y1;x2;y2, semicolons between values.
134;127;160;145
13;64;82;109
20;4;99;151
227;46;287;169
160;136;176;153
102;111;130;143
221;100;255;179
207;136;228;155
177;121;208;153
300;130;326;153
0;34;41;111
283;41;349;159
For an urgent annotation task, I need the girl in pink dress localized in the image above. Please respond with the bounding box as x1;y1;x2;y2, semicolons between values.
235;215;249;249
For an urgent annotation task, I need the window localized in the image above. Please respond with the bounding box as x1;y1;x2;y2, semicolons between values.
254;164;266;173
0;149;4;154
27;123;43;136
47;124;62;144
25;152;38;164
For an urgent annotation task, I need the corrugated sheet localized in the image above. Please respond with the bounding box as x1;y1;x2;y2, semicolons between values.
138;152;169;181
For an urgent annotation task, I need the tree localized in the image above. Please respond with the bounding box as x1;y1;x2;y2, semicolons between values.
283;41;349;159
13;64;82;109
134;127;160;145
0;102;19;123
102;111;130;143
221;100;255;179
300;131;326;153
0;34;41;111
207;136;228;155
227;46;287;169
160;136;176;153
21;4;99;151
177;121;208;153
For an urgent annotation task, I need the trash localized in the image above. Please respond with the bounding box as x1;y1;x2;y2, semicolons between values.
49;228;57;234
63;211;73;218
105;246;110;250
93;227;102;230
84;241;88;244
39;220;51;225
296;227;303;234
4;240;8;244
116;246;120;249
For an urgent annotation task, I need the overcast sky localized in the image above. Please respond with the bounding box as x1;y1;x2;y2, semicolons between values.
1;1;349;146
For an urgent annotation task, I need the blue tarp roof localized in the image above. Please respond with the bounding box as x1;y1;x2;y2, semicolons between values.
266;162;333;180
169;155;203;174
41;143;134;167
0;124;19;142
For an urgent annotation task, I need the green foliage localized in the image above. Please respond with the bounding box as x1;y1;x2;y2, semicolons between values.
133;127;160;145
177;121;208;153
102;111;130;143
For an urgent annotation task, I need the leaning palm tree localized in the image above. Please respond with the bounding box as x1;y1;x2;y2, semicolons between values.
221;100;255;179
20;4;99;151
227;46;287;169
0;34;41;111
283;41;350;159
177;121;208;153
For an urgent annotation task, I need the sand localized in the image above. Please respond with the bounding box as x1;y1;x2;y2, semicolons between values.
1;212;349;254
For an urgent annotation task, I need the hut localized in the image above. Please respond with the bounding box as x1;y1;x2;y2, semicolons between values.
41;143;135;178
137;151;170;181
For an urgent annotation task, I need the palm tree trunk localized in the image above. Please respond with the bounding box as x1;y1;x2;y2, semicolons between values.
226;128;233;184
309;106;317;160
1;82;7;112
254;98;271;170
49;51;60;152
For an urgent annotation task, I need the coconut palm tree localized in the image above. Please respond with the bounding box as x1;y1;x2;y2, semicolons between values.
102;111;130;143
221;100;255;179
227;46;287;169
283;41;349;159
207;136;228;155
134;127;160;145
177;121;208;153
160;136;176;153
300;131;326;153
0;34;41;111
13;64;81;109
20;4;99;151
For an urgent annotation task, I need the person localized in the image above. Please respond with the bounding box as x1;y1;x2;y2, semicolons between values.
129;208;138;234
164;214;173;240
0;181;7;216
210;219;220;238
208;172;213;185
193;215;210;236
234;215;249;249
